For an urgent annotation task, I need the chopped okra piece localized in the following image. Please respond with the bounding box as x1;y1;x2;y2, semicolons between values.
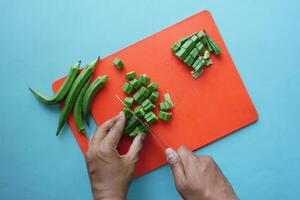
144;111;158;123
137;124;148;133
178;32;197;45
207;36;221;55
196;31;206;41
141;99;152;108
184;55;195;67
129;124;147;137
144;111;152;119
203;36;213;52
191;69;204;79
159;101;173;111
124;115;140;134
192;59;201;69
138;86;150;97
113;57;124;69
190;48;200;59
194;61;205;72
163;93;174;107
147;82;158;92
179;36;190;45
181;39;192;49
133;89;146;104
124;97;134;108
129;79;142;89
195;42;206;52
137;95;146;104
190;35;199;43
122;107;133;119
122;82;133;94
179;37;190;45
182;39;196;52
203;50;210;59
158;111;172;121
192;56;205;70
197;56;205;65
175;48;189;60
138;74;151;85
125;71;136;80
200;56;206;64
148;91;159;103
141;99;155;112
129;127;140;137
172;42;181;52
199;32;209;45
133;90;142;101
205;58;213;66
134;105;145;117
144;103;155;112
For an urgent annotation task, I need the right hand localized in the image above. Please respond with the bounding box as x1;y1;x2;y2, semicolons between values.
165;145;238;200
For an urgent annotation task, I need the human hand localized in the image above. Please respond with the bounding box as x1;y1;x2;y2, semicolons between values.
165;145;238;200
85;112;146;200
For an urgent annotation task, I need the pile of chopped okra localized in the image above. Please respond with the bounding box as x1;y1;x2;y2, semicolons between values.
171;30;221;79
115;62;174;137
29;57;109;136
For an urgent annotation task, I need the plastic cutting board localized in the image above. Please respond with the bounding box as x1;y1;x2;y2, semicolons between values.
52;10;258;177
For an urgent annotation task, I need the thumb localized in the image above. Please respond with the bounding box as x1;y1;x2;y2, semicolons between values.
165;148;186;184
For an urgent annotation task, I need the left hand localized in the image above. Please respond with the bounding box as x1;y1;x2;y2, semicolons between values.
85;112;146;200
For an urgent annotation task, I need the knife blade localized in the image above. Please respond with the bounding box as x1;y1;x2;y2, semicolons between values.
115;94;168;149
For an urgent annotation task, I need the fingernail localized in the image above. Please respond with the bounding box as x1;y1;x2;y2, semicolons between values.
117;111;124;119
165;148;176;159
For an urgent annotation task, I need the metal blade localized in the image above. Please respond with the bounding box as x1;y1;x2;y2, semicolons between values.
115;95;168;149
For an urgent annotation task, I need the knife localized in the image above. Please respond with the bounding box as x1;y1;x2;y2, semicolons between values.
115;95;168;149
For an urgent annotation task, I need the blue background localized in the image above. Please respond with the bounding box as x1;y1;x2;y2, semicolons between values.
1;0;299;199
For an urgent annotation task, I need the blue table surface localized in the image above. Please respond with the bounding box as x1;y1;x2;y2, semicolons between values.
1;0;300;199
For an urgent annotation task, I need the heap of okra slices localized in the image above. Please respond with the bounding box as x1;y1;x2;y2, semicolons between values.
172;30;221;79
29;57;109;136
120;70;174;137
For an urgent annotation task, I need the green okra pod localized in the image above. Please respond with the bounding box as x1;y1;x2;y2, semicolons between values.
56;57;100;136
158;111;172;121
29;61;81;105
73;77;91;134
82;75;109;123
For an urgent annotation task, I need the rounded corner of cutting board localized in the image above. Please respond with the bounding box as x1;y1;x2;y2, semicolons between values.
202;9;212;17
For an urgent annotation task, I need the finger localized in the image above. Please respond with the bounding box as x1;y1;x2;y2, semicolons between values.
88;134;94;147
102;112;126;148
165;148;186;185
177;145;195;164
126;133;146;160
197;155;218;169
90;115;119;146
178;145;200;177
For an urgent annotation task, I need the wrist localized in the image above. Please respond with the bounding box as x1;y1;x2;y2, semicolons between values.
93;194;126;200
95;198;125;200
92;189;126;200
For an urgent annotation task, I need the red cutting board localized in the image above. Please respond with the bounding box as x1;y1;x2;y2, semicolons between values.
52;10;258;177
